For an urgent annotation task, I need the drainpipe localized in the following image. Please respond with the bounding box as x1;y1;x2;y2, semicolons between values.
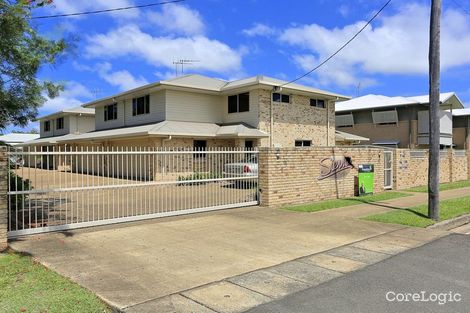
270;87;278;147
326;100;330;147
162;135;172;147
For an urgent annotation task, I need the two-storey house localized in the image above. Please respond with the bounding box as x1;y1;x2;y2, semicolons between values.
29;75;348;149
26;106;95;146
335;93;464;148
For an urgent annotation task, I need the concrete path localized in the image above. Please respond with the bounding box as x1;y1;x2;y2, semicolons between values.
9;187;469;311
245;234;470;313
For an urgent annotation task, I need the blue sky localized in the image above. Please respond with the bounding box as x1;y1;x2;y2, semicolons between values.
8;0;470;132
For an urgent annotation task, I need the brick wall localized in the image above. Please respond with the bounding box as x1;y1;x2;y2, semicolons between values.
394;149;469;190
258;90;334;148
259;147;384;207
0;146;8;251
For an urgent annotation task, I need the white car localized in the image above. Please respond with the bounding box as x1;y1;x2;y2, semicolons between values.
224;155;258;177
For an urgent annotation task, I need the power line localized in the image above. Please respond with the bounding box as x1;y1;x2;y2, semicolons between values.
451;0;470;15
30;0;186;19
279;0;392;88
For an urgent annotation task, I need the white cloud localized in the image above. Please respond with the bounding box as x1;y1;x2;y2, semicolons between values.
40;82;93;113
97;62;148;91
50;0;139;19
280;3;470;86
86;24;242;73
147;4;205;35
292;54;376;88
242;23;277;37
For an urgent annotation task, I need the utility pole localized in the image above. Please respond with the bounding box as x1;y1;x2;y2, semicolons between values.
428;0;441;221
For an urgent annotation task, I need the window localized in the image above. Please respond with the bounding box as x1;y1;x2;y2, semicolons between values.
44;121;50;132
336;114;354;127
310;99;326;108
104;103;118;121
193;140;207;158
227;93;250;113
56;117;64;130
132;95;150;116
272;93;290;103
295;140;312;147
372;110;398;125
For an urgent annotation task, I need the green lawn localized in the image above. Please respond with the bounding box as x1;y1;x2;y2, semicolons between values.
285;191;411;213
363;195;470;228
0;252;110;313
406;180;470;193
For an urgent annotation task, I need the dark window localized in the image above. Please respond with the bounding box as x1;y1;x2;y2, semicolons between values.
227;93;250;113
228;95;238;113
56;117;64;130
132;95;150;116
193;140;207;158
238;93;249;112
295;140;312;147
104;103;118;121
44;121;50;132
273;93;290;103
310;99;326;108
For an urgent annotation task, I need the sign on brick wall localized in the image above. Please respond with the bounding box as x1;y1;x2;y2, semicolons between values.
318;156;354;180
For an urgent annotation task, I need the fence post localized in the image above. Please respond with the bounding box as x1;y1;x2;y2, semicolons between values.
258;148;269;207
0;146;8;251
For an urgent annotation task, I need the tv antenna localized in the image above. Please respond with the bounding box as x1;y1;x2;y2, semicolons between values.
356;82;362;97
172;59;200;76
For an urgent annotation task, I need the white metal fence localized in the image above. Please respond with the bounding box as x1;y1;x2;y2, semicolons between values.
7;146;259;237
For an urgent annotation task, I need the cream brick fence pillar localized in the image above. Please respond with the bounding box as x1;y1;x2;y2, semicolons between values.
0;146;8;251
258;148;270;207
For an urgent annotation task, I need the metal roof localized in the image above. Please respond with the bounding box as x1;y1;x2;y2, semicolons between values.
336;92;464;113
0;133;39;145
36;106;95;121
452;108;470;116
335;130;369;142
22;121;269;145
83;74;350;108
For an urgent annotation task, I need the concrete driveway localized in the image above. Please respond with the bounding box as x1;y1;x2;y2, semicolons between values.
9;204;405;310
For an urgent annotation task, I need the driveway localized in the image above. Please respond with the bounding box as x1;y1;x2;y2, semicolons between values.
10;204;405;310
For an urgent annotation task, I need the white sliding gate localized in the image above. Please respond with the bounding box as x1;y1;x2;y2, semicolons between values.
7;147;259;237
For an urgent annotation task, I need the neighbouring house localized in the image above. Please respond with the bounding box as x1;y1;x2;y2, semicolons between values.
24;74;349;150
0;133;39;146
452;108;470;149
335;93;464;148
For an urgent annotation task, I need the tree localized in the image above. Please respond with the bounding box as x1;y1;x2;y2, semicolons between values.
0;0;66;129
428;0;441;221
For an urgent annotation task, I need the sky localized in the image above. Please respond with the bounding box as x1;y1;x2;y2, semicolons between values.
6;0;470;132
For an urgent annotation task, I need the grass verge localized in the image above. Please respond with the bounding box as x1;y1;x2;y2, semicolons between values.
406;180;470;193
0;252;110;313
363;195;470;228
285;191;411;213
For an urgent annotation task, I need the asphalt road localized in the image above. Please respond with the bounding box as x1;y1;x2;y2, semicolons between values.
246;234;470;313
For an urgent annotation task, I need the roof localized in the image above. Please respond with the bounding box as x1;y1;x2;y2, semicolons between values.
336;92;464;113
372;140;400;145
36;106;95;121
22;121;269;145
83;74;350;108
335;130;369;142
0;133;39;145
452;108;470;117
